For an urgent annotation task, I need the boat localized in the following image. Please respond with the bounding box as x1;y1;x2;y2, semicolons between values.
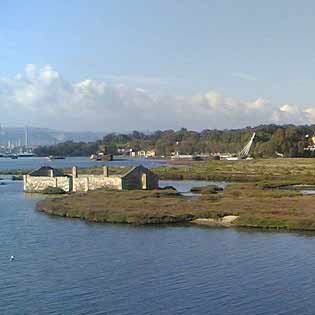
17;152;36;158
48;155;66;160
225;156;241;161
90;153;113;161
95;154;113;161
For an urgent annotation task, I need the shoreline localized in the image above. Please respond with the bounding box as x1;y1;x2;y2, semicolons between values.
35;179;315;232
191;216;239;227
2;157;315;183
35;201;315;233
5;157;315;233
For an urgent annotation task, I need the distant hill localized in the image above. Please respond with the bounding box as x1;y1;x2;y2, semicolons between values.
0;126;105;146
32;124;315;158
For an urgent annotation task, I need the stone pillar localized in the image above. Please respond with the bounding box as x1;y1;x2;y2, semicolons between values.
72;166;78;178
141;173;147;190
103;166;109;177
49;169;54;177
23;175;27;191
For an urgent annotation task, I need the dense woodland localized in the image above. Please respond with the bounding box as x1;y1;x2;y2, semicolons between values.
33;124;315;158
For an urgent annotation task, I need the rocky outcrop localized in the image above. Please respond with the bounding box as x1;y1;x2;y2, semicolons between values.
191;215;239;227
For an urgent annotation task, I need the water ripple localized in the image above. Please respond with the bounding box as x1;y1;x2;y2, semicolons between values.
1;181;315;314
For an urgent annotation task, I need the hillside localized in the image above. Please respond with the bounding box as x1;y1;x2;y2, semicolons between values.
0;126;105;146
33;124;315;158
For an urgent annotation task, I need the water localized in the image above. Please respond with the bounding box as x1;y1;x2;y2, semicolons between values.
160;179;228;196
0;156;167;171
302;190;315;195
1;173;315;314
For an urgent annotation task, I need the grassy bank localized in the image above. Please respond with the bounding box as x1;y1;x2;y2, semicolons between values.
154;158;315;182
3;158;315;182
8;157;315;230
0;169;31;175
36;180;315;231
0;166;132;177
36;189;200;224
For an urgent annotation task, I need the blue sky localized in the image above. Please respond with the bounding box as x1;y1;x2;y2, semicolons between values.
1;0;315;131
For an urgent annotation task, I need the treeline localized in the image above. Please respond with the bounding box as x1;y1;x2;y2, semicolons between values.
34;141;100;157
33;125;315;158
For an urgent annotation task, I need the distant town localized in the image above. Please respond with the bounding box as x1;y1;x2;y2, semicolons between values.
2;124;315;160
0;125;103;158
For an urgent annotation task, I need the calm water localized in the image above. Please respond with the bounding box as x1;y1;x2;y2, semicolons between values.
1;166;315;314
0;156;167;171
160;179;228;196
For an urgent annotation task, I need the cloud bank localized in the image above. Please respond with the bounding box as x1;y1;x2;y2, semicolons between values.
0;64;314;131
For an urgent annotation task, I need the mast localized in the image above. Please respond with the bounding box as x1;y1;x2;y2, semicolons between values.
25;126;28;148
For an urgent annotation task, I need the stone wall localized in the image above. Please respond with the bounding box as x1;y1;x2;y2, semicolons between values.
23;175;71;192
24;174;122;193
72;175;122;192
24;165;159;193
122;166;159;190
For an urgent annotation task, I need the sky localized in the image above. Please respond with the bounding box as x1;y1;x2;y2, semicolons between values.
1;0;315;131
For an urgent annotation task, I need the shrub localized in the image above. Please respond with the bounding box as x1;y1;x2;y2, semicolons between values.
42;186;66;195
191;185;223;194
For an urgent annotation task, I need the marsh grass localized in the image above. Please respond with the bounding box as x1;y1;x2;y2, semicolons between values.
37;178;315;230
155;158;315;182
6;157;315;230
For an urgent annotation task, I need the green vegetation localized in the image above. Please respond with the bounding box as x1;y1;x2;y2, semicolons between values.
154;158;315;182
190;185;223;194
42;186;66;194
34;157;315;231
3;157;315;184
0;169;31;176
3;154;315;231
36;181;315;231
0;166;132;177
33;124;315;157
37;189;197;224
33;140;99;157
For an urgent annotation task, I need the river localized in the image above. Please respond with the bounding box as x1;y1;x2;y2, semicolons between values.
0;156;167;171
1;159;315;314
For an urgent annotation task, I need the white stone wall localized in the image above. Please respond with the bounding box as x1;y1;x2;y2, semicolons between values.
23;166;158;193
72;175;122;192
72;177;89;192
56;177;71;192
23;175;71;192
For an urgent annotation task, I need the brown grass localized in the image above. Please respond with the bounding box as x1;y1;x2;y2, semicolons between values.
154;158;315;182
37;180;315;231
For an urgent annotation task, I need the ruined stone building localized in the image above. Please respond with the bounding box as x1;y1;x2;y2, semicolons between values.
23;165;159;193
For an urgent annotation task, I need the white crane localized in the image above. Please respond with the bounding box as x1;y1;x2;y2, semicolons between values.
224;132;256;161
238;132;256;159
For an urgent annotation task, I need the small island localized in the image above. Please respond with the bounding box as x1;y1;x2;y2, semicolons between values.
2;157;313;231
36;171;315;231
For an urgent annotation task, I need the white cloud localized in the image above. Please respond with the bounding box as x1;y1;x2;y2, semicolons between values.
304;107;315;120
279;104;298;114
272;104;315;125
0;64;315;131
